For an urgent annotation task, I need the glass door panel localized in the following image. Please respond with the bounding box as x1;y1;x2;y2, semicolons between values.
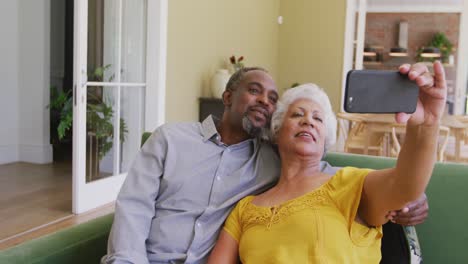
85;0;147;182
73;0;155;214
120;86;145;173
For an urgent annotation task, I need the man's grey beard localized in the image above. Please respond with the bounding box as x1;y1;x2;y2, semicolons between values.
242;116;273;142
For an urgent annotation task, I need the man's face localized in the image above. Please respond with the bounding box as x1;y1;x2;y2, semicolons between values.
226;70;279;136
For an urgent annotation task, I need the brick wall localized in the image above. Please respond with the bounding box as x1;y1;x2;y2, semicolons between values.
365;13;460;64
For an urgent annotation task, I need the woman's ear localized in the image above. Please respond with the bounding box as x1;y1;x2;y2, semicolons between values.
222;90;232;107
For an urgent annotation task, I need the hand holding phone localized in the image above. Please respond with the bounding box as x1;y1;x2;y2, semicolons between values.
344;70;419;113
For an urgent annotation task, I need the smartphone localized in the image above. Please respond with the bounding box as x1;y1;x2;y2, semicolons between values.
344;70;419;113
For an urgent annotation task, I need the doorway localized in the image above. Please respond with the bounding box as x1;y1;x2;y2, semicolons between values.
0;0;74;242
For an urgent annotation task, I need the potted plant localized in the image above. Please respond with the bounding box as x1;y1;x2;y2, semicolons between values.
49;86;73;161
229;55;245;73
417;32;453;63
48;65;128;172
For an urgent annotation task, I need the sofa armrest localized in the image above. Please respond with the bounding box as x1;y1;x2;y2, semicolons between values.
0;214;114;264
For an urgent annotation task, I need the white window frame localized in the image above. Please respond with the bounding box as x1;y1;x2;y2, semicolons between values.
72;0;167;214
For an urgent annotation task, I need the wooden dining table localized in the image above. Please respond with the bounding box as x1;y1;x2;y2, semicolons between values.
344;113;468;160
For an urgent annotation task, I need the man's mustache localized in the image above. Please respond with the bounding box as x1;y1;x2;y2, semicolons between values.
247;105;271;120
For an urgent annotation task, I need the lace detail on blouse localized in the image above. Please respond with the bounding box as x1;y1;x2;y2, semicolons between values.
243;189;330;230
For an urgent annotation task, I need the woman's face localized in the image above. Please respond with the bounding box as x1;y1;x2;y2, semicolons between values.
277;98;326;157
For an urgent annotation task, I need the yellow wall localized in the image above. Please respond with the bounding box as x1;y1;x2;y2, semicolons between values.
166;0;280;122
278;0;346;112
166;0;347;121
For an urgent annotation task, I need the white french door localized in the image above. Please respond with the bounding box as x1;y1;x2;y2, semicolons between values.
341;0;367;112
72;0;167;214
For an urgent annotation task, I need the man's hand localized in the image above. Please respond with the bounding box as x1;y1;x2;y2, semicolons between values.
386;194;428;226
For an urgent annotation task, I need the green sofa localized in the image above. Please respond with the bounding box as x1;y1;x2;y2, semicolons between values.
1;152;467;264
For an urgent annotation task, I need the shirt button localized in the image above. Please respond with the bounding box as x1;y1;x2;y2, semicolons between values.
216;176;221;181
197;222;202;227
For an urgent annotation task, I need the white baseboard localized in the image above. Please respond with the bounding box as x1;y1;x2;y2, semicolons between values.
0;145;19;165
18;144;53;164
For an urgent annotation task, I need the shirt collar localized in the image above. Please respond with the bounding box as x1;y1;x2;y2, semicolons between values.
201;115;220;142
201;115;257;148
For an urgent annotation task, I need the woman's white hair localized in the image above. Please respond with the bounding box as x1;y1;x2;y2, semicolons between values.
270;83;337;150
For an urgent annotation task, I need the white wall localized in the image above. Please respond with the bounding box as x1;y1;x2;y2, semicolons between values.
0;0;19;164
0;0;54;165
16;0;52;164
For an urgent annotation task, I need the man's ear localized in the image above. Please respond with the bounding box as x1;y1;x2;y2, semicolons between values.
222;90;232;107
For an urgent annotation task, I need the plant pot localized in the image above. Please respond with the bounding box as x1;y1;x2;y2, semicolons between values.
210;69;230;98
52;141;72;162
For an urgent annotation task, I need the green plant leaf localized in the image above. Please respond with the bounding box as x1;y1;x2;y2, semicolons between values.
57;113;73;140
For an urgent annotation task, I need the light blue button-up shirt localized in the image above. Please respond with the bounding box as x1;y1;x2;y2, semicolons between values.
103;116;336;264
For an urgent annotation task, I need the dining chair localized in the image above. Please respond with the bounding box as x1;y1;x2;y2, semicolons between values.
444;126;468;163
390;125;451;162
336;113;385;156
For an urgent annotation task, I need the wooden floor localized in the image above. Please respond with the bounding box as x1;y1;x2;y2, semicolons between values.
0;161;116;250
0;161;73;241
0;202;114;250
0;161;116;251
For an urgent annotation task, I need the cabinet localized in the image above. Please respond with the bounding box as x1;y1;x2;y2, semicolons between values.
199;98;224;122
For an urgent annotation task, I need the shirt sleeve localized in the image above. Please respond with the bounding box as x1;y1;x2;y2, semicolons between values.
102;126;168;264
223;197;250;243
327;167;382;246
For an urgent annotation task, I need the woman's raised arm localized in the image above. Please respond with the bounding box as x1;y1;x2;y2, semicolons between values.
359;61;447;227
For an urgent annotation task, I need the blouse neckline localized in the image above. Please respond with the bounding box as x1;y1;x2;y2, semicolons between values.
248;174;334;210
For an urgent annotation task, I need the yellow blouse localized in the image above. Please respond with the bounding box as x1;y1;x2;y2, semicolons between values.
223;167;383;264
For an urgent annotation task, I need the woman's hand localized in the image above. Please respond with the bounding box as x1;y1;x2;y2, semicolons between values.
396;61;447;126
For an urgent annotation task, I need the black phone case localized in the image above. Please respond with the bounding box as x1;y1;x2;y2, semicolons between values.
344;70;419;113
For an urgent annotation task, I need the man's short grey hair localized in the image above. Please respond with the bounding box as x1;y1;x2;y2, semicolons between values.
270;83;337;150
225;67;268;92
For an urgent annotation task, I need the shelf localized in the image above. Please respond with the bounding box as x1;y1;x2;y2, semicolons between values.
360;61;456;68
199;97;224;122
420;61;456;68
363;61;382;65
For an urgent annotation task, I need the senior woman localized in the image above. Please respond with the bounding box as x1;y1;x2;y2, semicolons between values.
207;61;447;263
